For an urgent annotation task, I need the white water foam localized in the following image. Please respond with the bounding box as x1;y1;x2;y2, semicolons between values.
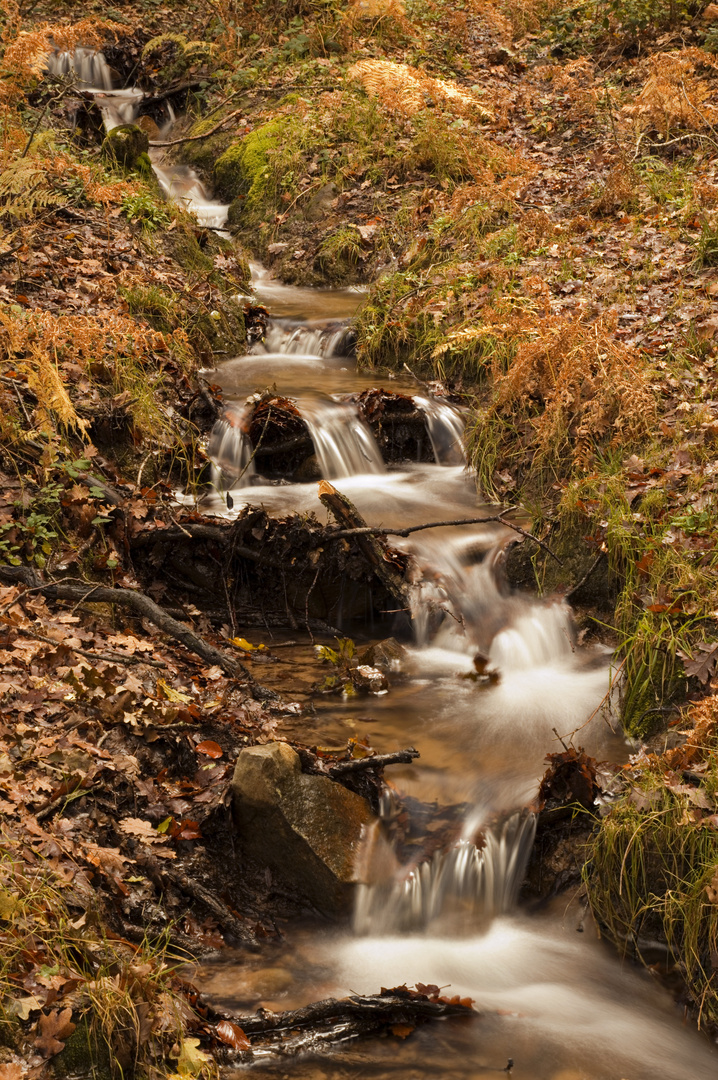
354;813;537;936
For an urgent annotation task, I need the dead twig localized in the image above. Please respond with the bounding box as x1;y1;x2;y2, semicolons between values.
37;782;106;822
330;747;419;775
0;565;259;685
149;108;242;148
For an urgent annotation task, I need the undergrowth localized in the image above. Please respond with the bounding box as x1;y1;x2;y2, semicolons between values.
586;695;718;1028
0;840;211;1079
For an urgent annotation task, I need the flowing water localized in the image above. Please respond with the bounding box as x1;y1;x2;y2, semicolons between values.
47;50;718;1079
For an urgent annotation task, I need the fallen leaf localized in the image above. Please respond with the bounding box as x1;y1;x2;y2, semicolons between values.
195;740;223;759
215;1020;250;1050
34;1007;76;1058
390;1024;414;1038
684;642;718;684
118;818;170;844
174;1036;211;1077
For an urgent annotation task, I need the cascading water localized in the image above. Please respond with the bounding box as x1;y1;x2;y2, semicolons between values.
45;46;114;89
44;47;718;1080
300;397;385;479
261;318;354;358
206;409;255;489
354;812;537;935
414;395;466;466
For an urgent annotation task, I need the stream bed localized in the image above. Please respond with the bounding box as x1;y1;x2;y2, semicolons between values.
195;276;718;1080
47;53;718;1078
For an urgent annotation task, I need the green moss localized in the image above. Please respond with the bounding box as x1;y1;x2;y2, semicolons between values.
214;116;298;213
101;125;150;171
54;1018;112;1080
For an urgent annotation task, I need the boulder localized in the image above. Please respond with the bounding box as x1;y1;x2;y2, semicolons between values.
231;742;376;914
101;124;149;170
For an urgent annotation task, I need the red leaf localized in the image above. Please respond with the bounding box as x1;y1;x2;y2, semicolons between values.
175;820;202;840
196;740;223;759
215;1021;250;1050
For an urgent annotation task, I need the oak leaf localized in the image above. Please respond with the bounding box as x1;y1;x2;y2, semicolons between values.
34;1007;76;1058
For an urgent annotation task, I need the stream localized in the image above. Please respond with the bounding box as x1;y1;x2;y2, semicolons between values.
48;51;718;1080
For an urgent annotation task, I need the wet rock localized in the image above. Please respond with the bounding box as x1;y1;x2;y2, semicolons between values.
232;742;376;914
351;665;388;693
350;387;433;463
137;114;161;140
101;124;149;170
358;637;408;672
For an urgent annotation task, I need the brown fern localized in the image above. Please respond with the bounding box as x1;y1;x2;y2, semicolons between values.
347;59;494;121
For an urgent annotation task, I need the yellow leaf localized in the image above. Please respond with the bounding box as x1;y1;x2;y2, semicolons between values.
175;1037;211;1077
156;679;194;703
230;637;265;652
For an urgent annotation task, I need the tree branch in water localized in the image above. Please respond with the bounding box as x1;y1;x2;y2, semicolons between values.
329;747;420;775
327;511;562;566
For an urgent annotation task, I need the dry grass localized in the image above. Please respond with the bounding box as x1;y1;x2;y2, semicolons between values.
535;57;601;120
0;308;188;438
0;9;124;100
468;313;657;493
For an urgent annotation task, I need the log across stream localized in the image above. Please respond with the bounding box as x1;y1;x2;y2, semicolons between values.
47;53;718;1080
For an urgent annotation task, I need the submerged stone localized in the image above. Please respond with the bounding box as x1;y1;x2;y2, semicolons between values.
231;741;376;914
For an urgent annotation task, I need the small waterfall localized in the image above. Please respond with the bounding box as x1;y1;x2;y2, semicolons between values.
262;319;352;358
414;396;465;465
354;811;536;936
207;412;256;488
94;89;144;131
152;163;229;231
301;399;385;478
45;46;114;90
44;48;228;228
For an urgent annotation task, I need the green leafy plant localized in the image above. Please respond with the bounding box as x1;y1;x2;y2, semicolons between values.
121;192;171;232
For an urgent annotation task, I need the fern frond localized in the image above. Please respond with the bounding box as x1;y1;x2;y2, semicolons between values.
347;59;493;120
3;18;124;81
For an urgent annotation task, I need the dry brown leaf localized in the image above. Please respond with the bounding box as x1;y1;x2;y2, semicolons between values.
34;1007;76;1058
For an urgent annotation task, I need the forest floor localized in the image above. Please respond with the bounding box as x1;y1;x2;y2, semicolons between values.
2;0;718;1075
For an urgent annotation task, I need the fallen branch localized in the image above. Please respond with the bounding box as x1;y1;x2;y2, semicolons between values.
326;511;562;566
565;550;605;601
37;782;105;822
330;747;419;775
149;108;242;148
318;481;413;612
213;988;476;1048
0;566;255;684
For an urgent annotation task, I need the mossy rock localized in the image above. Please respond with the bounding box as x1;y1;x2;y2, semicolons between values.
214;117;293;207
101;125;150;171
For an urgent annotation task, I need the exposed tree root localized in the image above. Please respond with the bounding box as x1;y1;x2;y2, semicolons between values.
0;565;278;693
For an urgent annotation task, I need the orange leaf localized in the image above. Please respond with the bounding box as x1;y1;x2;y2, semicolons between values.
196;740;223;759
216;1021;250;1050
175;820;202;840
390;1024;414;1039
